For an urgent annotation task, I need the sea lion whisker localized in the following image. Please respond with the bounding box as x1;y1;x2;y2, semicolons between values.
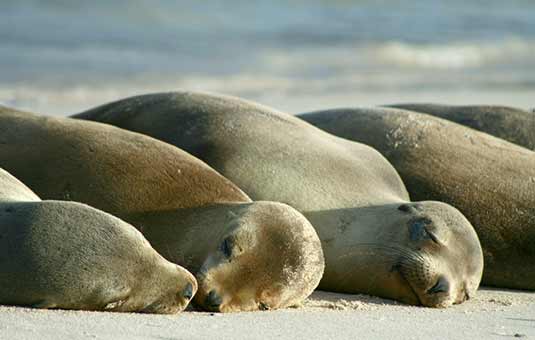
336;243;426;262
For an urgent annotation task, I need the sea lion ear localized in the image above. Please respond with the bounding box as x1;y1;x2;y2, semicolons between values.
397;203;423;214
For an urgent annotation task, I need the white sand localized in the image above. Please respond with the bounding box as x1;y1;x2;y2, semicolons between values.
1;288;533;340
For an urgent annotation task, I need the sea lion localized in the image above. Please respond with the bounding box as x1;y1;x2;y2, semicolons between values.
73;91;484;307
130;201;324;312
0;168;197;313
0;106;324;312
0;105;248;216
386;103;535;150
299;107;535;290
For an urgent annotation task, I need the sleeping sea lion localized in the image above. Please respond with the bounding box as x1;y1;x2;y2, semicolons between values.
300;106;535;290
0;168;197;313
73;92;484;307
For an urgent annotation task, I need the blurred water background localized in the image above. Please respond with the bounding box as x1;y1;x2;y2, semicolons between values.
1;0;534;115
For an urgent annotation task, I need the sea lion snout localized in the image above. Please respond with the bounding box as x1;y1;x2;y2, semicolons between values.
182;282;194;300
175;264;198;301
204;290;223;311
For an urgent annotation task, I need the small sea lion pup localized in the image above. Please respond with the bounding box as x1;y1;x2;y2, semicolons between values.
0;106;324;312
300;107;535;290
74;92;484;307
386;103;535;150
0;168;197;313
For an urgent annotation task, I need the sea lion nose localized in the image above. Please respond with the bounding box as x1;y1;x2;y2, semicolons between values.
205;289;222;311
182;283;194;300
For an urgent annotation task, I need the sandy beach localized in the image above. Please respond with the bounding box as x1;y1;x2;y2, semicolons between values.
1;288;533;340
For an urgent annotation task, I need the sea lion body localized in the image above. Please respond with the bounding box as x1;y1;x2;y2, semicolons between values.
300;107;535;290
74;92;484;307
0;105;248;217
0;107;324;312
0;169;197;313
387;103;535;150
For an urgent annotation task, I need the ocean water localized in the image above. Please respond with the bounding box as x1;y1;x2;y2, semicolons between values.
1;0;534;115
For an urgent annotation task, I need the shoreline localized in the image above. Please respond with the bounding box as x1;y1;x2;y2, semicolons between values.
2;88;534;118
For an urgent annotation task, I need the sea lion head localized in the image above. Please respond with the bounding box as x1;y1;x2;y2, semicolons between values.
368;201;483;307
393;201;483;307
0;199;199;314
194;202;324;312
319;201;483;308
